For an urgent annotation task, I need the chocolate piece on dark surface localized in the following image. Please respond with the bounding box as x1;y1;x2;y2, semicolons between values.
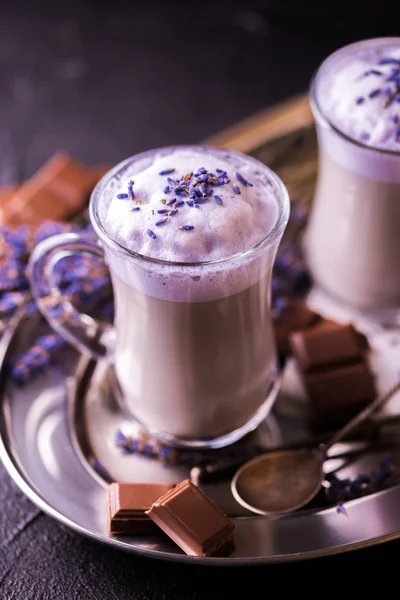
0;184;19;207
289;322;366;373
88;165;110;189
145;479;235;557
107;482;175;535
306;362;376;428
0;153;103;227
273;299;321;357
287;316;376;429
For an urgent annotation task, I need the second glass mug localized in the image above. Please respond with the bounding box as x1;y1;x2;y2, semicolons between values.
305;37;400;319
28;146;290;449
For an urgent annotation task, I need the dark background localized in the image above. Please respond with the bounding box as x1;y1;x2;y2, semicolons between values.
1;0;398;183
1;1;399;597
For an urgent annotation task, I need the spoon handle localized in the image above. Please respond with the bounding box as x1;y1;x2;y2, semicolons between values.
324;380;400;452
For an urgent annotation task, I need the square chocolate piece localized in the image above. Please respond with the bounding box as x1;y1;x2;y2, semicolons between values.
107;482;175;535
273;299;321;357
0;184;19;206
1;153;97;227
145;479;235;557
306;362;376;425
289;322;366;373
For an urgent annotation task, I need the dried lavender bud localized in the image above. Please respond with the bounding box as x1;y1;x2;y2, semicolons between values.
368;88;381;99
127;180;135;199
235;172;253;187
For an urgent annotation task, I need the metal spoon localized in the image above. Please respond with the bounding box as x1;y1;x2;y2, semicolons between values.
231;381;400;516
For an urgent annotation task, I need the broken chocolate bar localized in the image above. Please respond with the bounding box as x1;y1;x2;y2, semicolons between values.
0;153;109;228
306;362;376;425
0;184;19;207
107;482;175;534
273;298;321;358
290;322;366;373
145;479;235;557
289;319;376;429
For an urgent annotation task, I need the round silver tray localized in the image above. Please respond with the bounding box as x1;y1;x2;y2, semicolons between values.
1;306;400;565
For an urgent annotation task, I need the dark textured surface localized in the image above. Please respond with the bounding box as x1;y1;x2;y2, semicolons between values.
1;1;399;597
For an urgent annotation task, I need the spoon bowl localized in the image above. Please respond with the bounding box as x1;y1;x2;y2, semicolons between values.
231;381;400;516
232;447;325;515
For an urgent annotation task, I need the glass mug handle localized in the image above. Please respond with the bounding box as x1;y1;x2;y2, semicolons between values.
28;232;114;360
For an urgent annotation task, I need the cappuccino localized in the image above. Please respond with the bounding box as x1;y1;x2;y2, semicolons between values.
95;146;289;445
306;38;400;311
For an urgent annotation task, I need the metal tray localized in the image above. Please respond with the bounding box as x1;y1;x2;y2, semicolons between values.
1;306;400;565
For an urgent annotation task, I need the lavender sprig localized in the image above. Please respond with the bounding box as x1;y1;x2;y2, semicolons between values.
12;334;66;386
127;179;135;199
236;172;253;187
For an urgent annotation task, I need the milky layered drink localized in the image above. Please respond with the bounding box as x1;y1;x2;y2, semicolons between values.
306;38;400;311
95;146;289;445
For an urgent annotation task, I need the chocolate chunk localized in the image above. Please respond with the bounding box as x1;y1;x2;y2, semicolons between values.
0;184;19;207
273;299;321;357
107;482;175;535
288;317;376;429
0;153;103;227
88;165;110;186
145;479;235;557
289;322;366;373
306;362;376;427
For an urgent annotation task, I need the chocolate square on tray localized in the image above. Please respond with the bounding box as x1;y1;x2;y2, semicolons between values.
0;153;105;227
305;362;376;423
289;320;376;428
107;482;175;534
290;322;367;373
145;479;235;557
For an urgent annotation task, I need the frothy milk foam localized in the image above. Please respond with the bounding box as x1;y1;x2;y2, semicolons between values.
100;146;278;302
307;39;400;310
318;43;400;152
95;146;284;440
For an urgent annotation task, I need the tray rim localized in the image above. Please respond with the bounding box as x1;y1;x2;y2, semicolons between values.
2;309;400;565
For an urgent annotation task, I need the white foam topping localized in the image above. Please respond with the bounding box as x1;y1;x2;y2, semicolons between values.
102;147;277;262
95;146;286;302
316;40;400;150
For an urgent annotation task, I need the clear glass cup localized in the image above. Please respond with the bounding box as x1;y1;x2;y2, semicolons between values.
28;146;290;449
305;38;400;323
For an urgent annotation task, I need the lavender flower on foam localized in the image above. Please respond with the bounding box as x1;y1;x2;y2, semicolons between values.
368;88;381;99
143;164;252;237
355;56;400;142
235;172;253;187
127;179;135;199
378;57;400;66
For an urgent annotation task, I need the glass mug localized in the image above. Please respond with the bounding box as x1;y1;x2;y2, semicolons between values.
305;38;400;320
29;146;290;449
